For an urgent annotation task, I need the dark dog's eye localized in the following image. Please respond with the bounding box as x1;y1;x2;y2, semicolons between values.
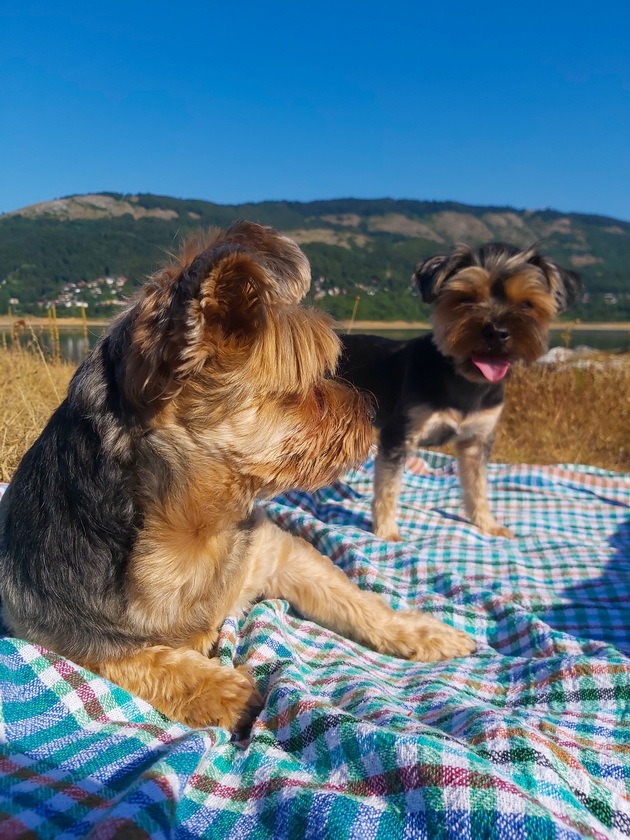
520;300;534;310
458;296;475;305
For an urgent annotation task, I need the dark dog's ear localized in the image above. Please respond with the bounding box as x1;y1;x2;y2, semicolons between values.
528;253;581;313
412;255;452;303
413;244;475;303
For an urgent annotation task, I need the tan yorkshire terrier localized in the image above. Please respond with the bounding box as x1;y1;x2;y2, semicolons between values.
0;222;475;729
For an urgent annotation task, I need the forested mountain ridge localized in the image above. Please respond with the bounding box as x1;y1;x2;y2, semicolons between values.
1;192;629;320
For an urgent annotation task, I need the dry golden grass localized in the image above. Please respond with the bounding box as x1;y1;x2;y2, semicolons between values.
495;357;630;471
0;347;628;483
0;346;74;482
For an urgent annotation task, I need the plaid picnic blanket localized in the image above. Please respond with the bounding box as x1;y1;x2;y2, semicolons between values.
1;452;629;839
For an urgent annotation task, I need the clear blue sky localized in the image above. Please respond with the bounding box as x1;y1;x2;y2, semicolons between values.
1;0;629;219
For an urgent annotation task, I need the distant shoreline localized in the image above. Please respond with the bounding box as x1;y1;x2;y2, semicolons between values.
0;315;111;327
0;315;629;332
340;320;630;332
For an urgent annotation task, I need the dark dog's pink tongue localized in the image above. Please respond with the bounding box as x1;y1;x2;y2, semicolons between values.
471;355;511;382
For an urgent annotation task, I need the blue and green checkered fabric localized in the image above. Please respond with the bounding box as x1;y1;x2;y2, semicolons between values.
1;452;629;839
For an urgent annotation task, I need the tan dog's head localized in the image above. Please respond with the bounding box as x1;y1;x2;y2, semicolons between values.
413;242;581;383
114;221;372;504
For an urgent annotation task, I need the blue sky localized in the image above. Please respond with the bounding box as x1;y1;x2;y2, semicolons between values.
1;0;629;219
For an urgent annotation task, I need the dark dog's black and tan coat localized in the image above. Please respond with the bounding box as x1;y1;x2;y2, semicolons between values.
338;242;581;541
0;222;474;729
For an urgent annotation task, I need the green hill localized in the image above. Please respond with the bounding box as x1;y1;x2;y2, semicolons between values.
1;192;629;321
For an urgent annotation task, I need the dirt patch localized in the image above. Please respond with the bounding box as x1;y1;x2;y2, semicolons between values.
539;217;574;236
7;194;179;222
430;212;493;242
320;214;362;227
481;213;537;245
366;214;444;242
283;229;369;249
569;254;603;267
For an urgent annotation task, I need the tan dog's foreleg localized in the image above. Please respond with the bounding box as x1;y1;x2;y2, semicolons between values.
247;520;475;662
94;646;258;729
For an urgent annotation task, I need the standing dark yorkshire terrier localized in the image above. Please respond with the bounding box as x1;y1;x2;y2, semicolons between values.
0;222;475;730
338;242;581;541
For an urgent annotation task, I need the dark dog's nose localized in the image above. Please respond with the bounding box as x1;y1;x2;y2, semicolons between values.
482;324;510;345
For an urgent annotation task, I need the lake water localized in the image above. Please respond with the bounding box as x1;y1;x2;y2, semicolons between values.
1;326;99;363
1;325;628;364
346;328;630;353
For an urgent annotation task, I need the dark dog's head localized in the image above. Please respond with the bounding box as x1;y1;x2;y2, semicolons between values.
413;242;581;384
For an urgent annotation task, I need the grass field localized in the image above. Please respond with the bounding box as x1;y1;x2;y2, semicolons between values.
0;345;628;483
497;360;629;470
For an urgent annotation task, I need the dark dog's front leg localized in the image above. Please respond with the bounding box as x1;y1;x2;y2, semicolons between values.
373;423;410;541
455;433;513;537
373;449;407;540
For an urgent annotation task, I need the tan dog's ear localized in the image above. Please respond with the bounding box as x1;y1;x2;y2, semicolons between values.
197;246;275;336
121;256;212;411
121;225;310;411
123;248;272;410
220;220;311;304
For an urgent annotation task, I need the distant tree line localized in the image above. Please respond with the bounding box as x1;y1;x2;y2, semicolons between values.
1;195;629;321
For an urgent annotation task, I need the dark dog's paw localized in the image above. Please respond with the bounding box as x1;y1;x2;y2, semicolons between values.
484;523;514;538
374;525;402;542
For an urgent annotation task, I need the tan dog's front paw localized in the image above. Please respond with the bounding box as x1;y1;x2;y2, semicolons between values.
379;612;476;662
174;664;261;730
